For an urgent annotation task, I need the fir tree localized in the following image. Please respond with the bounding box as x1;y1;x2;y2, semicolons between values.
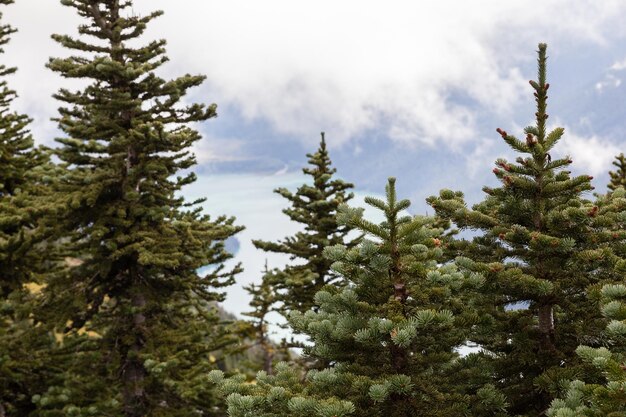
37;1;243;416
0;1;56;415
253;133;360;313
547;282;626;416
0;0;49;300
242;264;280;374
213;178;506;417
608;153;626;192
428;44;614;415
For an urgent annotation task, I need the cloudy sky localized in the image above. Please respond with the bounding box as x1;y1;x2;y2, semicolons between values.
5;0;626;319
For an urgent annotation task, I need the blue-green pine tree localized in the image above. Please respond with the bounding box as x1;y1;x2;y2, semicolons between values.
428;44;616;416
212;178;507;417
547;281;626;416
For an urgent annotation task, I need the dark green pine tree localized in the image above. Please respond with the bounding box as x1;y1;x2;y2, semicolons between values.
253;133;360;313
212;178;507;417
35;1;243;416
428;44;614;416
0;0;50;299
0;1;57;415
608;153;626;192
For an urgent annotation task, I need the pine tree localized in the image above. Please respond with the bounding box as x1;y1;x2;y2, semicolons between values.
547;282;626;416
253;133;360;313
428;44;615;415
0;1;57;415
36;1;243;416
608;153;626;192
212;178;507;417
0;0;49;300
242;264;280;374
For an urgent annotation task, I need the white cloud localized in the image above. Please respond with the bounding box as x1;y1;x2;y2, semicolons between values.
2;2;82;146
595;55;626;92
595;73;622;92
595;74;622;91
611;58;626;71
191;133;248;165
555;128;622;176
142;0;626;147
3;0;626;149
465;137;501;178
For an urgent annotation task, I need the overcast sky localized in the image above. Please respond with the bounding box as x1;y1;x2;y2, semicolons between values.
5;0;626;318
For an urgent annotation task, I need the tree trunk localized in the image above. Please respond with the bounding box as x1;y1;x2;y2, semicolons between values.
389;240;409;372
262;342;274;375
122;291;147;417
538;304;555;350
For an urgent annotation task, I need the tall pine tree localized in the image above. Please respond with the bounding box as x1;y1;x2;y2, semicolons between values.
0;1;56;415
253;133;360;313
428;43;615;415
37;1;242;416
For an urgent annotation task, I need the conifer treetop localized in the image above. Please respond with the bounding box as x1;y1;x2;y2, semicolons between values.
47;0;232;286
608;153;626;191
0;0;38;199
38;1;243;416
253;132;359;313
428;43;606;415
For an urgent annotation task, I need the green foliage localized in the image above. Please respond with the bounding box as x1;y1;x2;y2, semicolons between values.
428;44;618;416
241;264;290;375
608;154;626;192
209;364;355;417
547;283;626;416
218;178;504;417
0;1;59;415
253;133;360;313
0;8;622;416
37;1;243;416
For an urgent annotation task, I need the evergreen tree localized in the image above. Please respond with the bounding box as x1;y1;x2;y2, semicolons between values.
547;282;626;416
0;1;56;415
212;178;506;417
0;0;49;300
253;133;360;313
608;153;626;192
36;1;242;416
428;44;614;415
242;264;280;374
